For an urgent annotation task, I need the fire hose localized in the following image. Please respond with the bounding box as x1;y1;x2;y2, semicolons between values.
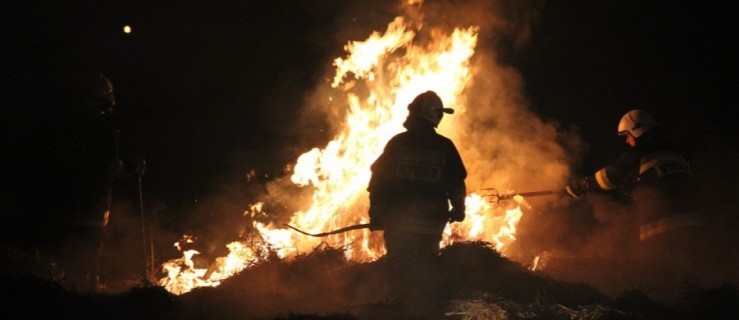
284;223;371;237
284;189;561;237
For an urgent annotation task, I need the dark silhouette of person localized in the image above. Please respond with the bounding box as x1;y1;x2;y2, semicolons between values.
367;90;467;315
565;109;711;299
9;72;142;291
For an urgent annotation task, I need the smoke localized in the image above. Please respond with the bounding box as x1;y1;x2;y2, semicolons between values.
408;1;607;282
457;57;576;193
394;0;578;194
147;0;736;298
290;1;575;193
410;0;584;258
254;0;582;249
143;0;600;296
413;0;545;48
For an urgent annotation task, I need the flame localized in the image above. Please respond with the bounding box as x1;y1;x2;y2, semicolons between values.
159;5;530;295
442;195;525;254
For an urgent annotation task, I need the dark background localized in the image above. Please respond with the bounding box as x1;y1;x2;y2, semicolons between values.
519;0;738;172
2;0;737;222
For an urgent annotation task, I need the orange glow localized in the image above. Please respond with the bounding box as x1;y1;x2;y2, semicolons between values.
159;5;532;295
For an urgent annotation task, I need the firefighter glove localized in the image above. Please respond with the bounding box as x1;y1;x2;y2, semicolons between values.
368;205;384;230
565;178;588;198
369;219;384;231
449;206;465;223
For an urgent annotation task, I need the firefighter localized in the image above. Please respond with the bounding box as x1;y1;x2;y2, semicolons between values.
565;109;707;297
22;73;140;291
367;90;467;314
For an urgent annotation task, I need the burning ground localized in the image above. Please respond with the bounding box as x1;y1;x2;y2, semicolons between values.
2;241;738;319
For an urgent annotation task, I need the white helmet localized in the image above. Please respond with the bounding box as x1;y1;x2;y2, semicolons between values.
617;109;658;138
408;90;454;127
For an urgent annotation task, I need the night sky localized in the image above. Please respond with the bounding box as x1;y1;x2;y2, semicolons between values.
3;0;738;217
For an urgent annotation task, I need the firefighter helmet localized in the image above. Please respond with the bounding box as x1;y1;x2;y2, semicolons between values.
407;90;454;127
617;109;658;138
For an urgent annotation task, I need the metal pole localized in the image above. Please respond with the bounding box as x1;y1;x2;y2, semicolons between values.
137;168;149;282
497;190;562;200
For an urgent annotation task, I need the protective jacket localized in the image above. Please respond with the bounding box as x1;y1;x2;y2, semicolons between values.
368;116;467;235
579;127;701;240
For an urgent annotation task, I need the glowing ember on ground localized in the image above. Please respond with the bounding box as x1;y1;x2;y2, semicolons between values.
159;3;537;295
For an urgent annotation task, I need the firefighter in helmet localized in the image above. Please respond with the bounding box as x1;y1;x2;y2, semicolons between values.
367;91;467;314
27;73;128;290
368;90;467;259
565;109;706;297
